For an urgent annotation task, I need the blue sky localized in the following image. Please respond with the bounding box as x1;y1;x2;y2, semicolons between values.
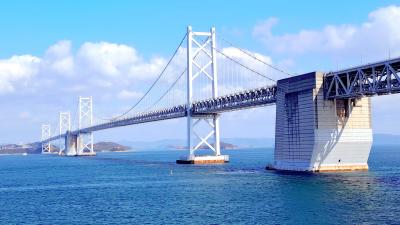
0;0;396;56
1;0;400;144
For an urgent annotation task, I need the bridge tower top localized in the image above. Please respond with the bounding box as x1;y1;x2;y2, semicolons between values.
41;124;51;141
79;97;93;129
78;96;94;155
59;112;71;134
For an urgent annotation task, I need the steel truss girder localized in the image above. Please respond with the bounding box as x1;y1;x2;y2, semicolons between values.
324;57;400;99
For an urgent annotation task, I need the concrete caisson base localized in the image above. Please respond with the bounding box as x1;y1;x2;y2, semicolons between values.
42;152;57;155
176;155;229;164
266;163;368;172
76;152;97;156
64;152;96;157
316;164;368;172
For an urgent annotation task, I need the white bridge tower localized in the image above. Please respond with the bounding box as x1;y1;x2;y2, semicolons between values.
177;26;228;164
77;96;95;156
58;112;70;155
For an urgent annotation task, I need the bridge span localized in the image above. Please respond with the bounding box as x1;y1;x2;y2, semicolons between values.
41;26;400;172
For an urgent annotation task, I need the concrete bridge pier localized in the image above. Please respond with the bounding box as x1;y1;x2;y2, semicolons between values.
65;131;78;156
270;72;372;172
64;132;96;156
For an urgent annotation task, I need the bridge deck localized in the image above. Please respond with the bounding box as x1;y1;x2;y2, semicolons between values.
43;86;277;143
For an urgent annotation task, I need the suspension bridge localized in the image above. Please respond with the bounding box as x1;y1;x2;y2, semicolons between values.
41;26;400;172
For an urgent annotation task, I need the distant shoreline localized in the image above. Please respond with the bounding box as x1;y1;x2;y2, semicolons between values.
0;142;130;155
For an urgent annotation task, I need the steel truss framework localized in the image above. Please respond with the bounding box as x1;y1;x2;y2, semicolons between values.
186;26;220;156
78;97;94;154
324;57;400;99
41;124;51;153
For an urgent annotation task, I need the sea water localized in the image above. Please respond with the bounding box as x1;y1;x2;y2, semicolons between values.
0;147;399;224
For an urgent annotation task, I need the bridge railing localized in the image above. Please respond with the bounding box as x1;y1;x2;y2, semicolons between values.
192;85;277;114
78;105;188;133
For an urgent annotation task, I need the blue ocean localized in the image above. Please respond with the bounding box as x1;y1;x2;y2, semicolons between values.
0;146;399;224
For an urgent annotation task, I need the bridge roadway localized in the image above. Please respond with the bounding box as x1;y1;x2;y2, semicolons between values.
43;85;277;143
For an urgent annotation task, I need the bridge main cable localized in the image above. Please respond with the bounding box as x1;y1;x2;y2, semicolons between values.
98;32;188;122
214;47;276;82
220;37;292;77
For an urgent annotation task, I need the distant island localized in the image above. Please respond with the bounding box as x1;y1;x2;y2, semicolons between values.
2;133;400;155
93;142;131;152
0;142;130;154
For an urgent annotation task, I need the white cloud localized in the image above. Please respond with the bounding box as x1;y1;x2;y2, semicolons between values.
19;111;31;120
128;56;166;81
217;46;280;85
44;40;75;75
117;89;142;100
221;47;273;64
0;55;41;94
76;42;167;82
51;57;74;74
253;5;400;59
0;40;177;97
63;84;86;93
92;79;113;88
46;40;72;58
77;42;138;77
252;17;278;42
